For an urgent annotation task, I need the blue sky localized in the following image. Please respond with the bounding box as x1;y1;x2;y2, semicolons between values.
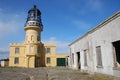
0;0;120;59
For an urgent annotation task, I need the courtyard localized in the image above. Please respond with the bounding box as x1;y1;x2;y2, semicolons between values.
0;67;119;80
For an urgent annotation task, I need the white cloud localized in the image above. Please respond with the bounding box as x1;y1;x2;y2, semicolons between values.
0;9;25;39
0;7;26;59
0;47;9;52
72;20;91;30
70;0;103;14
43;37;69;53
0;21;19;36
84;0;102;13
87;0;102;11
0;47;9;59
0;52;9;60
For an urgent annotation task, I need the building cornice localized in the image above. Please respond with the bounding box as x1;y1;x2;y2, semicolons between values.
10;43;25;47
69;10;120;46
44;44;56;47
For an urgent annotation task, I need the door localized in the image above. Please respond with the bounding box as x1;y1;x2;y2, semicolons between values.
77;52;80;69
57;58;66;66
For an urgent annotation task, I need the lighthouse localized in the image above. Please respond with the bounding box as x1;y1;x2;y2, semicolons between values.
24;5;45;67
9;5;67;68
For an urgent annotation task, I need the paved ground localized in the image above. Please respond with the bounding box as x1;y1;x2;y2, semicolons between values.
0;67;120;80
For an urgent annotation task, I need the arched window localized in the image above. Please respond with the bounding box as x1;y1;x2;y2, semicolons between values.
38;46;40;54
37;36;40;41
31;35;33;41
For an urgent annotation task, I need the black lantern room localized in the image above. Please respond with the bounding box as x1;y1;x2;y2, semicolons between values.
27;5;41;21
25;5;43;29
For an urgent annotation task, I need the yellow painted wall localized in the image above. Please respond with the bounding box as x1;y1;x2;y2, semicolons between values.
9;44;26;67
9;43;68;68
44;44;68;67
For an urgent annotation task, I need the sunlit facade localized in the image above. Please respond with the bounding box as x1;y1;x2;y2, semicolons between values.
9;5;67;68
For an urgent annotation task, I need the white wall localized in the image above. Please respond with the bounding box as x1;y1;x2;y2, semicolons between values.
69;12;120;76
1;61;5;67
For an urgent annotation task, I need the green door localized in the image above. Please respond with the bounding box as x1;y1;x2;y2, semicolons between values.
57;58;66;66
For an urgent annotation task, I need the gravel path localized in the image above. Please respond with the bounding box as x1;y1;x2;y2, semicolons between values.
0;67;119;80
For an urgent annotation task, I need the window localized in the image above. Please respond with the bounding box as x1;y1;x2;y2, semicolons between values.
46;48;50;53
15;48;19;54
37;57;40;64
47;57;51;64
96;46;102;67
31;13;34;17
14;57;19;64
31;35;33;41
37;36;40;41
33;22;35;24
30;46;34;53
72;53;74;64
36;22;39;26
37;46;40;54
84;50;88;66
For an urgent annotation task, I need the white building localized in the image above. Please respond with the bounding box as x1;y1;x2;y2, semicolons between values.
0;59;9;67
69;11;120;77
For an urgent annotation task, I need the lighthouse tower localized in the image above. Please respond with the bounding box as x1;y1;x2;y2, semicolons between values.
24;5;45;68
24;5;43;43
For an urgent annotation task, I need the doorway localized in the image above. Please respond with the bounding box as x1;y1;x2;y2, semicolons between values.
76;52;80;69
113;40;120;66
57;58;66;66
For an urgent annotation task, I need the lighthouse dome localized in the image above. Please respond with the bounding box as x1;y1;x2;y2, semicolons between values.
27;5;41;21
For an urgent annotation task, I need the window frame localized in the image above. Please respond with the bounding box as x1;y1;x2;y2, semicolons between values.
14;57;19;64
46;48;51;54
72;53;74;64
15;48;19;54
37;57;40;64
46;57;51;64
84;50;88;66
37;46;40;54
96;46;103;67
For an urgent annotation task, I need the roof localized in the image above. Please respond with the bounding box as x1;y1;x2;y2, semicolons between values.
0;59;9;61
69;10;120;46
28;5;41;16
